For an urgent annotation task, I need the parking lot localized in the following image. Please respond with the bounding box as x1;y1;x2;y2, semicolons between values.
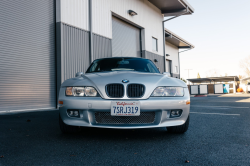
1;95;250;166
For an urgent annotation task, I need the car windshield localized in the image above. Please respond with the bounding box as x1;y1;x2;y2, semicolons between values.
86;58;160;73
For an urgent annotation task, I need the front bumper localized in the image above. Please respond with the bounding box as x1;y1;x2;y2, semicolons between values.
59;92;190;129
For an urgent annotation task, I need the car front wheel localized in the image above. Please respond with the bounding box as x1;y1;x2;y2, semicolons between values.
167;116;189;134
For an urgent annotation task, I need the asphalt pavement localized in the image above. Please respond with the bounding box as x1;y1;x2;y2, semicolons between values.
1;95;250;166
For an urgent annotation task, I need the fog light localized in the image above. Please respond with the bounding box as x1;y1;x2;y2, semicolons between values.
67;110;80;117
170;110;182;118
73;111;79;117
69;111;74;116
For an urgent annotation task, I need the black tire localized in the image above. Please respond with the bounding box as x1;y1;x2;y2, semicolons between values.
167;116;189;134
59;114;81;134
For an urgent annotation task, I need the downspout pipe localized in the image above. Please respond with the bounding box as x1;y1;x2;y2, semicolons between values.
89;0;93;64
162;8;189;74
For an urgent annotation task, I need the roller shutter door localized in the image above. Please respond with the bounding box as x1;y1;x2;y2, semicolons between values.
165;59;172;74
190;85;199;95
199;85;208;94
0;1;56;112
112;16;141;57
165;60;170;73
214;84;224;94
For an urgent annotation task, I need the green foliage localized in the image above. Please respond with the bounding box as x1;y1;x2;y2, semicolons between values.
180;78;187;83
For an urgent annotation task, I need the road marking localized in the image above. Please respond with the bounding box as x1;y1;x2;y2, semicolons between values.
190;112;240;116
236;99;250;103
191;105;249;109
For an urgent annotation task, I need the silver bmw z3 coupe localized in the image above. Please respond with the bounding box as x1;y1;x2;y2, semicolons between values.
58;57;190;134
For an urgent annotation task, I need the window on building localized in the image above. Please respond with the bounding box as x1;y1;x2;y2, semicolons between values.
152;37;158;52
175;66;178;73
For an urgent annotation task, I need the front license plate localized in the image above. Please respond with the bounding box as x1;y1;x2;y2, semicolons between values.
111;101;140;116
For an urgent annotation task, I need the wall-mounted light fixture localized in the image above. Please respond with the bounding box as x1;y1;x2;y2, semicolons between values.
128;10;137;16
166;54;170;56
154;59;158;62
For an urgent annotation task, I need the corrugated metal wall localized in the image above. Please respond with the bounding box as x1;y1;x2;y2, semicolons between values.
144;51;164;73
56;23;112;97
0;0;56;112
93;33;112;60
60;0;89;31
60;23;90;82
112;16;141;57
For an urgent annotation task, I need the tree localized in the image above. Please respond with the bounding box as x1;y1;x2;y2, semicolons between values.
180;78;187;83
197;73;201;78
239;55;250;77
238;75;244;80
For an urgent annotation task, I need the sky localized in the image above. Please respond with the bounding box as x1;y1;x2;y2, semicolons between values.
164;0;250;80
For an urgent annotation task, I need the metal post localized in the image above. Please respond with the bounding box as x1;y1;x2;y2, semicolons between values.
178;52;180;79
162;22;166;72
89;0;93;64
233;77;236;93
185;69;192;84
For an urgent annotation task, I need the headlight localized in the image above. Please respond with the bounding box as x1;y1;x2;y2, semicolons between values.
151;87;184;97
85;87;97;96
66;87;99;97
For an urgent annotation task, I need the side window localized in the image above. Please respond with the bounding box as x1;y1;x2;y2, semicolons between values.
152;37;158;52
89;62;98;72
146;62;159;73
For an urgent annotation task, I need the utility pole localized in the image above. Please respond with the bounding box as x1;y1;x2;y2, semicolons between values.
185;69;192;85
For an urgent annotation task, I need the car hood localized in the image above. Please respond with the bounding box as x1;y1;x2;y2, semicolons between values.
61;71;187;99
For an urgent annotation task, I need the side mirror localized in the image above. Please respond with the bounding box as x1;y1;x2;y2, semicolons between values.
75;72;84;77
162;72;170;77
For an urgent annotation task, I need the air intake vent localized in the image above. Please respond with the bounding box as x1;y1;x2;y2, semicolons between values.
95;112;155;124
106;84;124;98
127;84;145;98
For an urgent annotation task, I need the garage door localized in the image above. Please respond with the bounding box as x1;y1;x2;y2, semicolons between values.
112;16;141;57
165;59;172;73
199;85;208;94
0;1;56;112
190;85;199;95
214;84;224;94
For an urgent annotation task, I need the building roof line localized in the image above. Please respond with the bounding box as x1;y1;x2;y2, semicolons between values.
148;0;194;17
179;0;195;13
165;28;195;48
241;77;250;81
187;76;240;83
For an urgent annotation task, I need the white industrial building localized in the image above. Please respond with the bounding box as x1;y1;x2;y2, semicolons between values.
0;0;194;113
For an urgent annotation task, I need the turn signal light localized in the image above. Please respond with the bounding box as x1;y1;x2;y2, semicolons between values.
186;100;190;105
58;101;63;104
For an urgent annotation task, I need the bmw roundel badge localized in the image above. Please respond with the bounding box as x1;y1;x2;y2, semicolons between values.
122;79;129;83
